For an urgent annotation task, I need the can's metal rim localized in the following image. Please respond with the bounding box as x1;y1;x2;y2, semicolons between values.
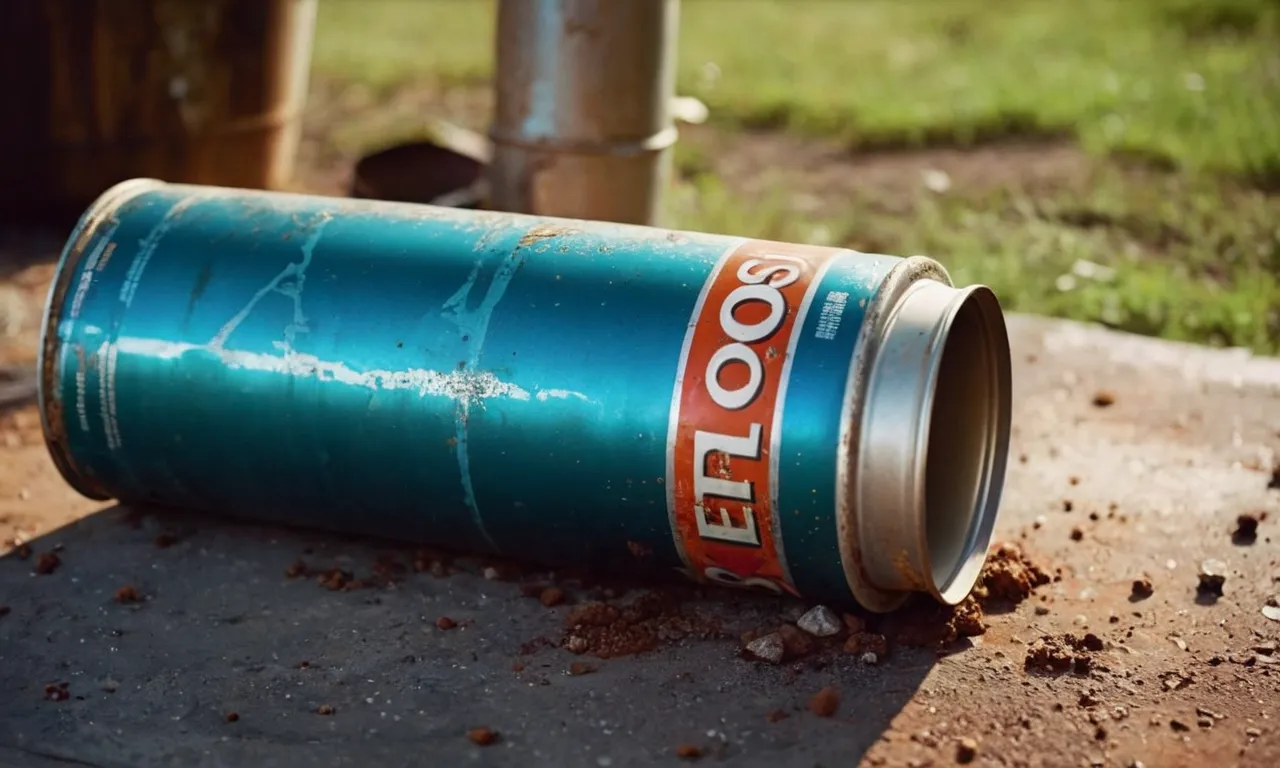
835;256;1013;611
835;256;948;612
38;178;167;502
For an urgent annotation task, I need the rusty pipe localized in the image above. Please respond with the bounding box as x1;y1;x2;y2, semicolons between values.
489;0;680;225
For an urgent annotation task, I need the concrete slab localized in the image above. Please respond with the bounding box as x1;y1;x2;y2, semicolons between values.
2;247;1279;767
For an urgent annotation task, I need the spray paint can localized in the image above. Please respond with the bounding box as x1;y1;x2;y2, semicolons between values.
39;180;1011;610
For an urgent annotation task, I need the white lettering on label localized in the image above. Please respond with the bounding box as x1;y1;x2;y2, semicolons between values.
693;424;763;545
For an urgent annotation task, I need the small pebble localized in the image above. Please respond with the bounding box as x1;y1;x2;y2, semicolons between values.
225;712;240;723
466;726;498;746
316;704;335;715
539;587;565;607
1070;527;1084;541
436;616;458;630
1261;600;1280;622
1197;559;1227;597
482;567;500;580
746;633;786;664
1131;577;1154;599
1092;390;1116;408
859;652;879;665
797;605;842;637
956;737;978;764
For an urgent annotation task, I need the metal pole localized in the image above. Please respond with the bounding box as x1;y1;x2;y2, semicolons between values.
489;0;679;225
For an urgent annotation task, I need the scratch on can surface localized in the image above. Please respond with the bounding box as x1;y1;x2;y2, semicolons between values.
210;212;332;351
440;237;530;548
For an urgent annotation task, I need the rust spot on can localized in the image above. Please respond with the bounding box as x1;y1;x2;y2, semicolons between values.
518;224;577;249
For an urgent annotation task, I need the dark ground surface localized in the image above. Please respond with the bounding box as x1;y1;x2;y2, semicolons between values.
2;230;1279;767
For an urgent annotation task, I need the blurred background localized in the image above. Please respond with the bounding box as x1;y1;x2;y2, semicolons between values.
2;0;1278;358
311;0;1280;353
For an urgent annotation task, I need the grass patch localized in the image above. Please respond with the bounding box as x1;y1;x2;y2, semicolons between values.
668;167;1280;353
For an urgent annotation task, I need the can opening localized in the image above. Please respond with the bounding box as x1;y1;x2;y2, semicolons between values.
852;277;1011;607
923;287;1006;604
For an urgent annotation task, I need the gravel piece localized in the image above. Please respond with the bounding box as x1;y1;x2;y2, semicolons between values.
796;605;842;637
745;633;785;664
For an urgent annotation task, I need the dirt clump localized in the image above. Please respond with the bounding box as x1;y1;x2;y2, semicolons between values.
675;744;704;760
809;686;840;717
972;542;1052;604
1131;576;1155;599
435;616;458;630
561;590;722;659
113;584;141;604
1234;513;1259;544
33;551;59;575
1092;390;1116;408
43;682;69;702
844;631;889;657
1024;633;1104;674
956;737;979;764
777;623;817;658
865;545;1046;651
539;586;566;607
882;596;988;649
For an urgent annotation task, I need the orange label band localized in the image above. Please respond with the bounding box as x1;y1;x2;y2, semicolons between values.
667;239;842;596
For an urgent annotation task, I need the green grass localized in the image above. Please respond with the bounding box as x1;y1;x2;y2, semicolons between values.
668;168;1280;352
311;0;1280;353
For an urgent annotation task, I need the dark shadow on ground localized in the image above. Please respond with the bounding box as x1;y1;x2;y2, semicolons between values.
0;505;932;768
